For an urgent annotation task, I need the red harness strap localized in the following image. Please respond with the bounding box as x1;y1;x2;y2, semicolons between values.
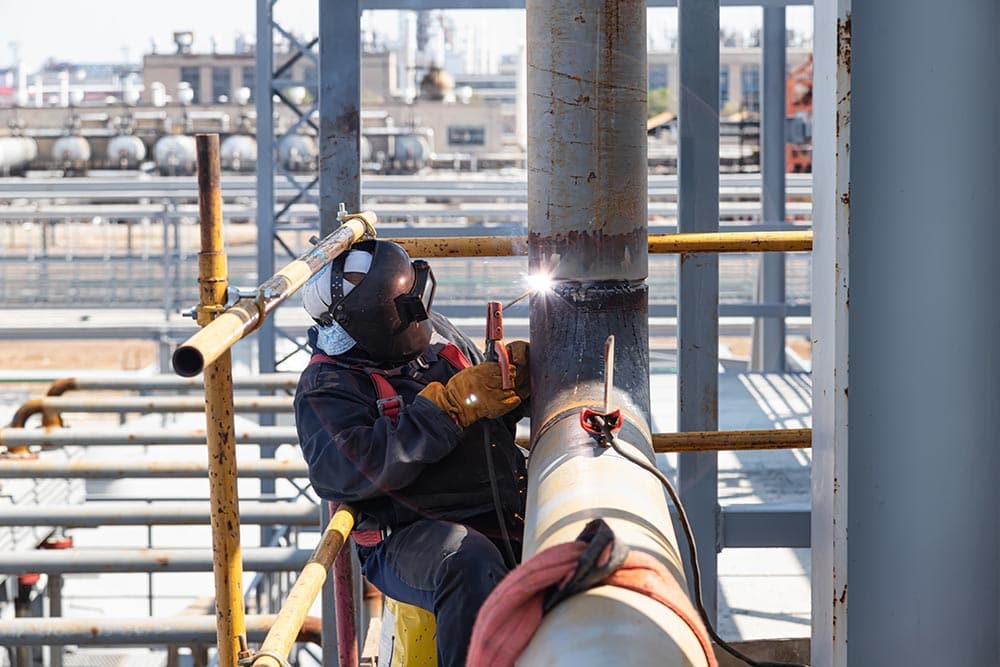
309;343;472;548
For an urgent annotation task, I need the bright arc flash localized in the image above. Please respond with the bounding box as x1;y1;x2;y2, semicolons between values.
525;272;554;294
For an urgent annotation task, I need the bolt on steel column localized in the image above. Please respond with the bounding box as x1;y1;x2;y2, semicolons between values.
523;1;708;664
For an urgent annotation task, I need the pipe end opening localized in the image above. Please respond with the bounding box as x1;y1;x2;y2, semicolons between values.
172;346;205;378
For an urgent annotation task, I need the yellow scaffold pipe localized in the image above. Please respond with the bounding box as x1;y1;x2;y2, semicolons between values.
388;230;812;259
249;506;356;667
514;428;812;452
193;133;246;667
173;211;377;377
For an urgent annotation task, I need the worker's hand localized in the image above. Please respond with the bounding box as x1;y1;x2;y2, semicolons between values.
418;362;521;427
506;340;531;401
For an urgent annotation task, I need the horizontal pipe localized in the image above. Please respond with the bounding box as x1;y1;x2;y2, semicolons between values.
43;374;299;394
253;506;355;667
172;214;376;377
0;459;308;479
514;428;812;452
16;395;293;417
0;503;319;527
0;426;298;448
0;615;322;646
389;230;812;258
0;548;311;574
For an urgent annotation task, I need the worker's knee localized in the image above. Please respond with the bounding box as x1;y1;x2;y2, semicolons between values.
436;528;508;594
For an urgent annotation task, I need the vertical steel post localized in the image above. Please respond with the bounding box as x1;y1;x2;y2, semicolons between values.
522;1;708;663
814;1;1000;665
255;0;277;377
677;0;720;622
319;501;339;667
196;134;247;667
48;573;63;667
319;0;361;236
751;6;787;372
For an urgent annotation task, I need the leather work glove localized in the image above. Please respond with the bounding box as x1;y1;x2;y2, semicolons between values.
506;340;531;401
418;362;520;428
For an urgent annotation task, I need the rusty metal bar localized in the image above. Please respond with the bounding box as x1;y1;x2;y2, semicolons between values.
251;506;355;667
387;230;811;258
512;428;812;452
0;459;308;479
172;211;376;377
194;133;246;667
0;548;310;574
0;615;322;646
333;537;358;667
0;426;297;449
0;503;319;527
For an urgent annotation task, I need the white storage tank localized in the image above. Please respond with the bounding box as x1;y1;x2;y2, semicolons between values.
52;136;91;176
277;134;317;172
220;135;257;172
0;137;38;176
153;135;197;176
391;133;430;174
107;135;147;170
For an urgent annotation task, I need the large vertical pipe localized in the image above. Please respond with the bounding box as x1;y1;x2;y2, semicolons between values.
677;0;720;622
523;2;707;664
319;0;361;236
196;134;247;667
751;7;787;372
812;1;1000;666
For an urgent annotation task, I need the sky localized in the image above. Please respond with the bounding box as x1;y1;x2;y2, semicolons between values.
0;1;813;70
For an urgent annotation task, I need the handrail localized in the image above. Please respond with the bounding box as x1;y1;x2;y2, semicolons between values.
249;506;356;667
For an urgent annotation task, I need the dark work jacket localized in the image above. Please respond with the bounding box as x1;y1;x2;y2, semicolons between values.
294;312;527;543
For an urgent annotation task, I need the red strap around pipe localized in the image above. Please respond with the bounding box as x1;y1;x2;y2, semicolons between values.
468;539;718;667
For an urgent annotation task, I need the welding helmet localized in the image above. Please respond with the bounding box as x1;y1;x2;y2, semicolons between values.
311;240;436;362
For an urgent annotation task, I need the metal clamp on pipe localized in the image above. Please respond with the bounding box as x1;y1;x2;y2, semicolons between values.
172;206;377;377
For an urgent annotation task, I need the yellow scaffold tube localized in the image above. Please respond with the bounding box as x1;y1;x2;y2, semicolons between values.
250;506;356;667
194;133;246;667
514;428;812;452
389;230;812;258
173;213;377;377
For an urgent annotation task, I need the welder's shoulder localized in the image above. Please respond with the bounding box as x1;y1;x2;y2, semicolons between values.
430;311;484;365
294;361;375;407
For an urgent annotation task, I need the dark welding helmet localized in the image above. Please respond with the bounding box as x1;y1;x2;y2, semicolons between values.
317;240;436;362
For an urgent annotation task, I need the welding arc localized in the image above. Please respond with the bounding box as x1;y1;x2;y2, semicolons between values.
605;436;808;667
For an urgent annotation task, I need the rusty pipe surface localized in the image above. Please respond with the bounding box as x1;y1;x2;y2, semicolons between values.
0;503;319;527
0;547;311;574
194;133;246;667
523;1;708;665
252;506;355;667
172;212;376;377
0;458;308;479
0;426;298;448
389;230;811;259
0;615;322;646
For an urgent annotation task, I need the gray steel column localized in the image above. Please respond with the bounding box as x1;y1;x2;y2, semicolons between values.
48;574;63;667
677;0;720;622
522;1;707;664
319;501;338;667
751;6;787;371
813;1;1000;665
319;0;361;236
255;0;277;376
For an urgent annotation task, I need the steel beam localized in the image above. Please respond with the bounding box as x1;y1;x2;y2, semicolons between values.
720;504;809;549
0;504;319;527
0;548;311;574
255;0;277;378
751;6;787;372
523;0;708;664
677;0;721;622
814;1;1000;665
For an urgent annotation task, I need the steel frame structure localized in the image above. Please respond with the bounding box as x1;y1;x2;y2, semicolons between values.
249;0;812;659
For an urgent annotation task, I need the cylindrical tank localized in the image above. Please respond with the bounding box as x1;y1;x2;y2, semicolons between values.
107;135;147;170
220;134;257;172
153;135;197;176
360;135;372;164
277;134;317;172
52;136;91;176
0;137;38;176
390;133;430;174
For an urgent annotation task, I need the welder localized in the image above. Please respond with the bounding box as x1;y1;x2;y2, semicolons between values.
294;239;530;667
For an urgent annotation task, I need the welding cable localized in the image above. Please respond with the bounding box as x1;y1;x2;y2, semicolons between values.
605;434;809;667
484;421;519;569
